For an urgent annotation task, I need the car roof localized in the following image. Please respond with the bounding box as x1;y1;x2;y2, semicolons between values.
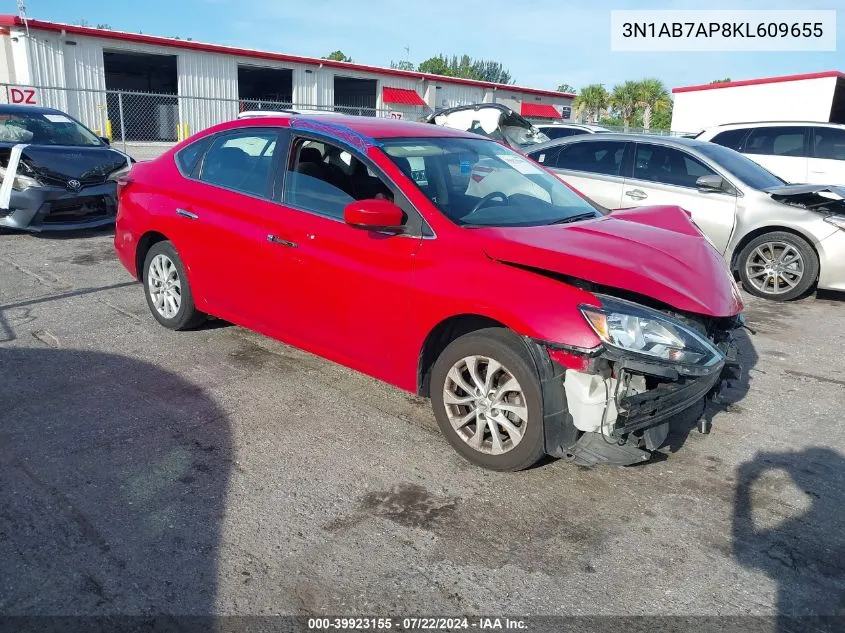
704;121;845;130
535;122;604;130
524;133;707;153
212;114;483;143
0;104;66;115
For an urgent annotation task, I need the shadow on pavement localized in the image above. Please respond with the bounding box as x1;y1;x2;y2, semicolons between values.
733;448;845;631
0;347;231;616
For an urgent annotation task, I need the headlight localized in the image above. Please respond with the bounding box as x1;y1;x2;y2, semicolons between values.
580;295;723;368
824;215;845;231
107;161;133;182
0;165;41;191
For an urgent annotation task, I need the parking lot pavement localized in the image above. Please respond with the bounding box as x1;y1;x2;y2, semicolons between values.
1;229;844;618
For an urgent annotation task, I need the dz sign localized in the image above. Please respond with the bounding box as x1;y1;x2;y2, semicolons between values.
7;86;39;105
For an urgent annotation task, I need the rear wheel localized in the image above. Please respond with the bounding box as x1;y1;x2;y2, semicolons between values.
142;241;206;330
737;231;818;301
430;328;545;471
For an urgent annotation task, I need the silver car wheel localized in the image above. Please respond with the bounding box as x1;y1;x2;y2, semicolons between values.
443;355;528;455
745;241;805;296
148;253;182;319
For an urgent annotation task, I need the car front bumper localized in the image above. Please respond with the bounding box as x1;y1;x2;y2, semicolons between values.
0;182;118;232
817;226;845;292
542;334;741;466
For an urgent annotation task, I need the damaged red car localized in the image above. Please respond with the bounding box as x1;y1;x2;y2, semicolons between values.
115;116;744;471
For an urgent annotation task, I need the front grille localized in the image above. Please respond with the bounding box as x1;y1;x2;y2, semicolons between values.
37;173;108;188
42;196;113;224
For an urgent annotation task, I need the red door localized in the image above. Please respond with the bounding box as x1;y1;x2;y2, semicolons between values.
262;205;421;382
168;128;285;330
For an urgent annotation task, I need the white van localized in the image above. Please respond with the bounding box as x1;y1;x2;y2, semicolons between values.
697;122;845;185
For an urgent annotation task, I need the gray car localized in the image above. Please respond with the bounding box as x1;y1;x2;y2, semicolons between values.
526;134;845;301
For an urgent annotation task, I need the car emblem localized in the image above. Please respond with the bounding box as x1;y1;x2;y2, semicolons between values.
66;179;82;191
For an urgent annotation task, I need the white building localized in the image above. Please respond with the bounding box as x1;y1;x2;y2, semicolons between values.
0;15;574;142
671;70;845;134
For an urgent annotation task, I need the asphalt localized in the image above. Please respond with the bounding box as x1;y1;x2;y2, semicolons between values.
1;229;844;622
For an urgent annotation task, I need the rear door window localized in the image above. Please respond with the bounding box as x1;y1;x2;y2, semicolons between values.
811;127;845;160
199;129;279;197
708;128;749;151
744;126;807;157
554;140;627;176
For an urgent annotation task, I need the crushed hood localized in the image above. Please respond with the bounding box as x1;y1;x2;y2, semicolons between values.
764;183;845;214
474;205;744;318
1;145;129;186
426;104;550;148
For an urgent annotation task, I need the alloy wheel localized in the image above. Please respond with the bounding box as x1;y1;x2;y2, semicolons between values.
148;253;182;319
442;355;528;455
744;241;805;296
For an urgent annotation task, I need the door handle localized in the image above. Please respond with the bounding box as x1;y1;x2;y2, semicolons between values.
176;208;199;220
267;234;297;248
625;189;648;200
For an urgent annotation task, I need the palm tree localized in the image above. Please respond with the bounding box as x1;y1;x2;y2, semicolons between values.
609;81;640;130
572;84;608;124
637;78;671;130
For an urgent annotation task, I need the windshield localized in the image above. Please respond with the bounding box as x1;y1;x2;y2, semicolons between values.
0;111;103;147
696;142;785;190
502;124;550;147
381;137;600;227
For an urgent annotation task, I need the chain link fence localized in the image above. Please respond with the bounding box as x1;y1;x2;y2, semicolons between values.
1;84;430;161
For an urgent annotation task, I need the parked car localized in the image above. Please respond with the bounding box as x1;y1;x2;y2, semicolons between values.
0;104;132;231
534;122;610;139
115;115;743;471
696;121;845;185
526;134;845;301
426;103;550;148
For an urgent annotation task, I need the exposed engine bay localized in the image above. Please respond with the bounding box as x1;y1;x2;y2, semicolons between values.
535;287;743;467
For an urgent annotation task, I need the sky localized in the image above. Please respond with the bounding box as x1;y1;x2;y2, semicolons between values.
10;0;845;92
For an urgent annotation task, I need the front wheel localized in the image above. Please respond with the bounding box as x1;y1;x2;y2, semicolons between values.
142;240;206;330
737;231;819;301
430;328;545;471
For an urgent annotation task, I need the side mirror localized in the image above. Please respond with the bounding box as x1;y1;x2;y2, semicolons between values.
344;199;405;232
696;174;725;193
100;136;111;145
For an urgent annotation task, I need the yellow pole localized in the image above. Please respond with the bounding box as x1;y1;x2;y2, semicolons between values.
105;120;113;141
183;122;189;140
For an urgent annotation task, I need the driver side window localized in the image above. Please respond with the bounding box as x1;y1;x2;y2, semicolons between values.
283;137;395;220
199;130;278;197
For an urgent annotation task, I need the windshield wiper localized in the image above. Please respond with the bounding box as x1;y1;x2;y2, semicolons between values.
549;212;599;225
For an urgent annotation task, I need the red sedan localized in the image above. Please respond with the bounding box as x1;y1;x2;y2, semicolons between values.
115;115;743;471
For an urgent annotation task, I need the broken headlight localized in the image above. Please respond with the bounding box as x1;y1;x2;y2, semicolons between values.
107;160;133;182
580;295;723;368
0;165;41;191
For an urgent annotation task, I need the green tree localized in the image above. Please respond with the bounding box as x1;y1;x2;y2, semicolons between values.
390;60;415;71
610;80;640;130
573;84;608;123
556;83;576;94
323;50;352;62
710;78;731;84
417;54;513;85
471;60;513;84
650;104;673;130
636;78;671;130
418;54;451;76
